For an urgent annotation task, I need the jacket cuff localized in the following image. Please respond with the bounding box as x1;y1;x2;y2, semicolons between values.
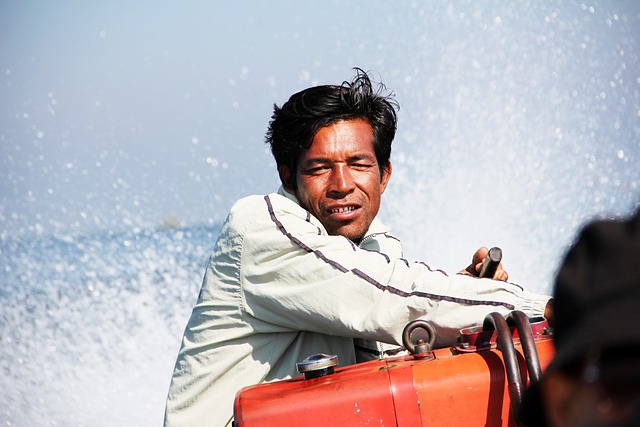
516;291;552;318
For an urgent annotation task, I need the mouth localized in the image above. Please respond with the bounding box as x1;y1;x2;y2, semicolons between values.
330;206;357;214
325;204;360;221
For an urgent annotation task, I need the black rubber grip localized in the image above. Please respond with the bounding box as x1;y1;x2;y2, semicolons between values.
479;247;502;278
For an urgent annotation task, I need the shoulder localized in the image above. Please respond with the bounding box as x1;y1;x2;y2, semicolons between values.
229;194;268;217
226;192;324;236
229;192;307;220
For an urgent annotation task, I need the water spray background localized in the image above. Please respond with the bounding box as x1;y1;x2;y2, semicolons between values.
1;1;639;426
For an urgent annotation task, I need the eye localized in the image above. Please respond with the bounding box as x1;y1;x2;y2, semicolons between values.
351;162;374;170
305;165;330;174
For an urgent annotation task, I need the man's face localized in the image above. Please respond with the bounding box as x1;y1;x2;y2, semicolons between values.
279;119;391;242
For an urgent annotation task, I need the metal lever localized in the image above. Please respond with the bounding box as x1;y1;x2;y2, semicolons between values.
479;247;502;278
483;312;524;418
507;310;542;385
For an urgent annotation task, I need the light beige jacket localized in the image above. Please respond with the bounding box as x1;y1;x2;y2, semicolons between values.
164;187;550;426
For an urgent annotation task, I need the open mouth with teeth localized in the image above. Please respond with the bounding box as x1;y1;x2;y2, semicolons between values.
318;203;366;239
331;206;356;213
326;205;360;222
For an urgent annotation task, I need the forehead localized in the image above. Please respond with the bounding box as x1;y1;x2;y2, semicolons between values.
305;119;375;158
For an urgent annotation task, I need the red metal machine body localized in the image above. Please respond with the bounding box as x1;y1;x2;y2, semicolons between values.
234;315;553;426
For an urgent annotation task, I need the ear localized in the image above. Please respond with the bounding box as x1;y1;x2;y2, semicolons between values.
278;164;297;194
379;161;392;194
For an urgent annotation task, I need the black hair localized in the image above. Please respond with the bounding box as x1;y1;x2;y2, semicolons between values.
265;68;399;176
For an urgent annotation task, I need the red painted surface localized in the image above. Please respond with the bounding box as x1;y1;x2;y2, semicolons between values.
234;332;554;426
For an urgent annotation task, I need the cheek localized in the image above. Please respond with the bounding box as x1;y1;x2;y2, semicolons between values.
296;179;321;208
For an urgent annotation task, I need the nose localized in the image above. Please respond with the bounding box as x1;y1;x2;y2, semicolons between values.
328;165;355;197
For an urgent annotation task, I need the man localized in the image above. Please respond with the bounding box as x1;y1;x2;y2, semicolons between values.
518;208;640;427
164;69;552;426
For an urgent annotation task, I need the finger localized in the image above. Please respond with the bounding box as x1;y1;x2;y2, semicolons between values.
472;246;489;266
493;268;509;281
474;261;484;274
459;264;477;276
461;247;492;277
468;260;484;276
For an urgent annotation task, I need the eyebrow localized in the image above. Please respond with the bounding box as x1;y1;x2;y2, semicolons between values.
301;153;377;166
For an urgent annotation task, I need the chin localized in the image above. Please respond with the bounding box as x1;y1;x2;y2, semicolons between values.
332;227;366;243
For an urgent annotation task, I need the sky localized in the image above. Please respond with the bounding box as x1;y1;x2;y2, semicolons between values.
2;0;640;288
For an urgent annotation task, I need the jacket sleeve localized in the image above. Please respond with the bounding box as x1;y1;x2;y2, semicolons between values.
239;194;550;347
